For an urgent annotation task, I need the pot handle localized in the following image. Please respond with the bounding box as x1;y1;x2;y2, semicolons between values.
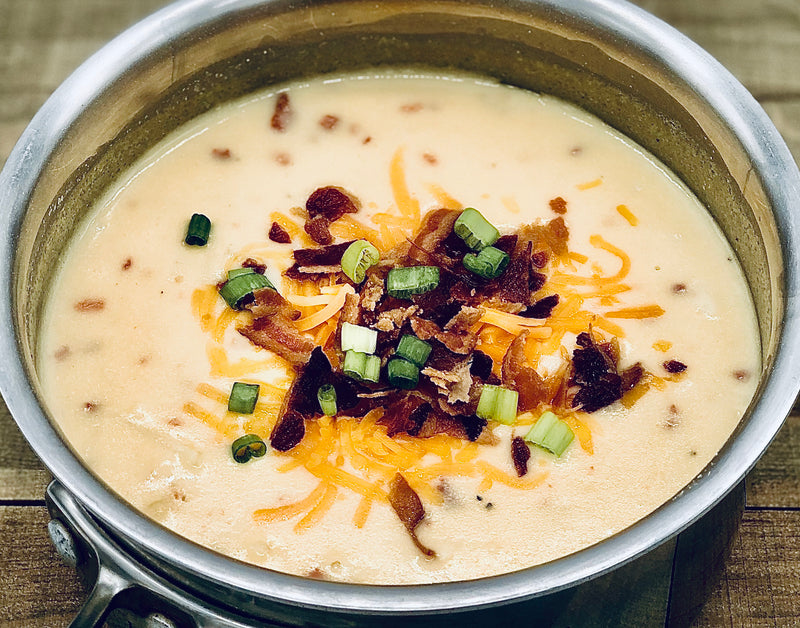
45;480;269;628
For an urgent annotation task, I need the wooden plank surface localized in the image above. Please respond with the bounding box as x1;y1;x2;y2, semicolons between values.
1;0;799;626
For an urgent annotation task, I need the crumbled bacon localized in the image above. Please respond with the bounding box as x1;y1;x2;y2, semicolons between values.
270;92;291;131
75;298;105;312
620;362;644;393
530;250;549;269
242;258;267;274
379;395;430;437
570;332;623;413
663;360;687;374
121;258;133;270
498;241;532;304
501;330;550;411
306;186;360;222
212;148;232;159
293;240;354;267
304;215;334;245
469;350;494;381
520;294;559;319
411;315;477;355
319;114;339;130
268;222;291;244
511;436;531;477
270;409;305;451
549;197;568;214
388;473;436;557
238;288;313;366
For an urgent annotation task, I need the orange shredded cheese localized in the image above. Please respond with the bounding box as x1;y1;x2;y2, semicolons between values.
390;147;421;228
653;339;673;352
576;177;603;190
616;204;639;226
426;183;462;209
294;284;355;331
604;304;665;319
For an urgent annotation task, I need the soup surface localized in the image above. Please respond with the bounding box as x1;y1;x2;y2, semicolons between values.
39;71;759;584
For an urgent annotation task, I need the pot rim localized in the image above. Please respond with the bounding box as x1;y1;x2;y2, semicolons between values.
1;0;799;616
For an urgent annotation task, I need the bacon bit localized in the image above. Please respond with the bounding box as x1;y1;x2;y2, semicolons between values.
380;395;430;437
570;332;622;413
304;216;333;245
400;103;423;113
167;417;183;427
499;241;532;304
211;148;232;159
362;136;372;144
570;147;583;156
83;402;99;412
307;568;327;580
304;187;361;245
74;298;105;312
520;294;559;319
270;409;305;451
269;221;292;244
576;177;603;190
511;436;531;477
422;153;438;165
616;204;639;226
501;330;550;411
549;197;568;214
242;258;267;274
664;404;680;428
672;283;687;294
388;473;436;557
470;350;494;381
275;152;292;166
319;114;339;130
663;360;687;374
54;345;70;361
604;304;665;319
121;258;133;270
270;92;291;131
620;362;644;393
734;369;750;381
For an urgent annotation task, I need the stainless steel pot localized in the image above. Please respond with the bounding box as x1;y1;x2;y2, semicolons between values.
1;0;799;626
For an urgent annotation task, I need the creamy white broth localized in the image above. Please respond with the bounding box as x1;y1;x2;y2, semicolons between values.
39;72;759;584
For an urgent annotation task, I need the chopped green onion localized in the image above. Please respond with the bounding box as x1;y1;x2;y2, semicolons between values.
386;266;440;299
340;322;378;354
341;240;380;283
476;384;518;425
219;272;274;309
524;411;574;456
228;382;260;414
227;267;255;279
231;434;267;463
462;246;510;279
387;358;419;389
396;334;432;368
453;207;499;251
363;354;381;383
343;350;368;380
185;213;211;246
317;384;338;416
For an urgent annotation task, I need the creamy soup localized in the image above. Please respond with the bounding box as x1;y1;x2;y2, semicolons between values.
38;72;759;584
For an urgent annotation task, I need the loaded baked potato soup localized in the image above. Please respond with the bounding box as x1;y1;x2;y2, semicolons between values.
38;71;759;584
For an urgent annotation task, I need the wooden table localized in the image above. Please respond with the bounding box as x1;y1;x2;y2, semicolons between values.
0;1;798;625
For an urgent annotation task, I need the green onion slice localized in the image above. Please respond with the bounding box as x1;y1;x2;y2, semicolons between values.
317;384;338;416
476;384;518;425
227;267;255;279
185;213;211;246
231;434;267;463
386;266;440;299
396;334;432;368
363;354;381;383
341;240;380;283
340;322;378;354
228;382;260;414
453;207;499;251
524;411;574;456
219;272;274;309
462;246;510;279
387;358;419;390
343;350;368;381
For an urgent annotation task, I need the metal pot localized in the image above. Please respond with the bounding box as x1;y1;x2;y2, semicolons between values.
1;0;798;626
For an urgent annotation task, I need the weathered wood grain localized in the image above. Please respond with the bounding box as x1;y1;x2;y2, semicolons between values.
747;414;800;508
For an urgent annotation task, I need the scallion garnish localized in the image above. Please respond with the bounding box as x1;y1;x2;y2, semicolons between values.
317;384;338;416
395;334;432;368
185;213;211;246
340;322;378;354
363;354;381;383
219;272;274;309
453;207;499;251
476;384;518;425
524;411;574;456
231;434;267;463
227;267;255;279
387;358;419;389
341;240;380;283
343;350;367;380
462;246;509;279
228;382;260;414
386;266;440;299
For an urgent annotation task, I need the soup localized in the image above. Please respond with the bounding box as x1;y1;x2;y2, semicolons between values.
38;71;759;584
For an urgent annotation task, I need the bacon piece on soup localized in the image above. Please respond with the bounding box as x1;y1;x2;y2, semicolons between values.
570;332;623;413
388;473;436;558
520;294;560;319
75;298;105;312
319;114;339;130
499;241;533;304
238;288;313;366
501;330;550;411
271;92;291;131
270;409;305;451
269;222;291;244
307;186;360;222
549;196;568;214
511;436;531;477
379;394;430;437
663;359;687;374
